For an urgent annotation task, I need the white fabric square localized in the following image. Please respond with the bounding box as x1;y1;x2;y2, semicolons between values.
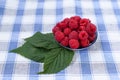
66;62;81;74
91;63;107;74
13;76;28;80
0;53;6;62
5;0;18;9
89;51;105;63
25;1;37;9
44;1;56;9
22;15;36;24
81;1;93;9
112;52;120;63
14;63;29;74
1;15;16;25
63;0;75;7
100;1;113;9
103;15;117;24
93;74;110;80
63;0;75;15
40;75;55;80
0;32;12;41
107;32;120;42
42;15;55;24
66;75;81;80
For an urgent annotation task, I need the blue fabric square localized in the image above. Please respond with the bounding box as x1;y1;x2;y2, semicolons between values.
56;8;63;15
0;7;4;15
17;10;24;15
36;8;43;15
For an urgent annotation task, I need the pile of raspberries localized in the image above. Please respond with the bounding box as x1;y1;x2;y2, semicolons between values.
52;16;97;49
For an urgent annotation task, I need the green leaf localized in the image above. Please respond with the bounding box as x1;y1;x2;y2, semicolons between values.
10;32;75;74
38;47;74;74
10;42;49;63
25;32;60;49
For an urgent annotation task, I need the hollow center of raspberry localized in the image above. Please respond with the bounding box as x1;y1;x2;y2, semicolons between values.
82;34;85;37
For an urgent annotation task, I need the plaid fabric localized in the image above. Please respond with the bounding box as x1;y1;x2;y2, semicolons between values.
0;0;120;80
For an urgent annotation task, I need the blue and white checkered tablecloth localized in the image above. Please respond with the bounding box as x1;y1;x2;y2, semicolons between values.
0;0;120;80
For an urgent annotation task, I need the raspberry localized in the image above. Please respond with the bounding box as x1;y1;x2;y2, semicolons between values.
60;37;69;46
69;31;79;40
70;16;81;22
52;26;61;34
86;23;97;35
79;31;88;40
79;26;86;31
64;28;71;36
56;22;61;27
88;34;96;43
55;31;65;42
88;32;95;37
59;22;67;29
86;25;90;33
69;19;78;29
89;23;96;33
80;18;91;27
69;39;79;49
63;18;70;24
81;39;89;47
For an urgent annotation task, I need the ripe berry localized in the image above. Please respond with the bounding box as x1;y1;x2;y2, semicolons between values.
69;39;79;49
69;31;79;40
70;16;81;22
79;26;86;31
86;23;97;35
79;31;88;40
81;39;89;47
80;18;90;27
59;22;67;29
52;26;61;34
63;18;70;24
56;22;61;27
88;34;96;43
64;28;71;36
89;23;96;33
55;31;65;42
60;37;69;46
69;19;78;29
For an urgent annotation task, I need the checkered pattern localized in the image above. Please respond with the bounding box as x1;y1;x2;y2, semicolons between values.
0;0;120;80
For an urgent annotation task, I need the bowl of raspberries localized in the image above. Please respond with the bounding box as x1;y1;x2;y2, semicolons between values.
52;16;97;50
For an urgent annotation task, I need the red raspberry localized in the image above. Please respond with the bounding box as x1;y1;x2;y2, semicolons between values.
52;26;61;34
60;37;69;46
55;31;65;42
80;18;91;27
79;26;86;31
63;18;70;24
69;31;79;40
56;22;61;27
64;28;71;36
86;23;97;35
81;39;90;47
69;39;79;49
89;23;96;33
88;34;96;43
59;22;67;29
79;31;88;40
70;16;81;22
69;19;78;29
88;32;95;37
